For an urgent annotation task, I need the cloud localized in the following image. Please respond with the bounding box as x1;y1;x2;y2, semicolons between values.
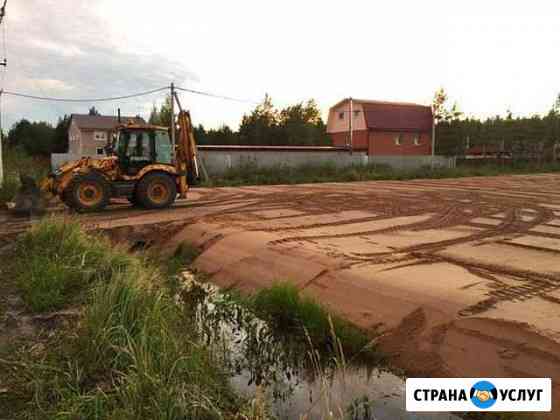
2;0;197;128
21;78;75;92
29;40;85;58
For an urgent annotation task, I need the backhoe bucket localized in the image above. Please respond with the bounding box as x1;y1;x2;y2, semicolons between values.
7;175;47;216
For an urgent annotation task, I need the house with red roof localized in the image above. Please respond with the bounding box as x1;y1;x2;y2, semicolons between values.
326;98;434;156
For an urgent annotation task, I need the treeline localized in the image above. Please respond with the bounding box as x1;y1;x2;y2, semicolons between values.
3;107;103;156
435;93;560;162
151;95;331;146
5;95;331;157
9;89;560;160
5;116;70;156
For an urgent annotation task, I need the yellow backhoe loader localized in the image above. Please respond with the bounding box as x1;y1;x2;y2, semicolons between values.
9;94;201;214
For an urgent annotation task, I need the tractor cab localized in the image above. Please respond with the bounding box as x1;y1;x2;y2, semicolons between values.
112;124;174;176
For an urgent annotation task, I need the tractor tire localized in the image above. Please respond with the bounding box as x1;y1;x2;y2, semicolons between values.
63;172;111;212
136;172;177;209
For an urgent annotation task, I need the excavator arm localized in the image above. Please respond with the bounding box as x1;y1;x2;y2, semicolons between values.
173;94;201;199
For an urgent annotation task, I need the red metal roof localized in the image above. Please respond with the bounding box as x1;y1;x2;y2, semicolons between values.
362;102;433;132
331;98;428;109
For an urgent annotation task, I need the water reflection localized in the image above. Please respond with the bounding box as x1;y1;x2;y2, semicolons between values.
180;271;461;420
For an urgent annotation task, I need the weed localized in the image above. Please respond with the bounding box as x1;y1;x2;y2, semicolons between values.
247;282;379;363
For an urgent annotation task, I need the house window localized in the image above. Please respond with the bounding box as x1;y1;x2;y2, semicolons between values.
395;134;402;146
413;135;420;146
96;147;104;156
94;131;107;142
338;112;345;120
353;110;360;118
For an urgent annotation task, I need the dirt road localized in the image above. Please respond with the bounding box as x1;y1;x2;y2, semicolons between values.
3;173;560;411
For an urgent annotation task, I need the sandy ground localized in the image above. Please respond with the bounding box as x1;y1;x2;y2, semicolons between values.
2;173;560;415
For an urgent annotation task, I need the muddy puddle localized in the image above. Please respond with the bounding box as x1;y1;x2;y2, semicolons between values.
179;271;460;420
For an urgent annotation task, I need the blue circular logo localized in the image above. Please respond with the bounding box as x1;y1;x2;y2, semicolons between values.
470;380;498;409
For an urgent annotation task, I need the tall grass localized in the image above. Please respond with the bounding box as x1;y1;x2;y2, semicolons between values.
15;217;136;312
201;160;560;188
9;217;238;419
73;271;233;419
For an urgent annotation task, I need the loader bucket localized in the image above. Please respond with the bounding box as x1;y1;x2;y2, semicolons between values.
7;175;47;216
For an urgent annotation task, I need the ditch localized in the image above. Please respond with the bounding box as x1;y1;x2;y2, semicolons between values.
177;269;461;420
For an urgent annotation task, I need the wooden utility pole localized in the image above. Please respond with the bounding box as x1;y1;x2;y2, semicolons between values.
0;90;3;185
431;118;436;169
170;82;176;163
0;1;7;185
349;97;353;153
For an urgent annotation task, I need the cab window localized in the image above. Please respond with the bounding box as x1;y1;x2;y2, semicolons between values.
154;130;173;164
116;132;127;156
129;132;151;161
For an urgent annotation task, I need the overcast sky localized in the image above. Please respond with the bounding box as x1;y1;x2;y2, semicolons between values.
2;0;560;130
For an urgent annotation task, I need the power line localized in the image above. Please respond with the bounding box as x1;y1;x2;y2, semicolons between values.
175;86;258;104
0;83;258;105
1;86;169;102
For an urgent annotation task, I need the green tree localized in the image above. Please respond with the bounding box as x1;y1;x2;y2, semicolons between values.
7;119;55;156
552;94;560;115
88;106;100;116
52;115;71;153
238;95;329;146
433;88;464;156
194;124;240;145
148;95;173;127
278;99;330;146
239;94;281;145
209;125;238;145
545;101;560;162
193;124;207;144
432;87;462;123
435;92;560;165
